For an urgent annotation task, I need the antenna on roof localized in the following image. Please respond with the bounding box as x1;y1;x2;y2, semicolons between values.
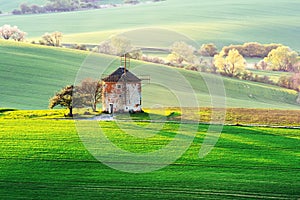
121;53;130;75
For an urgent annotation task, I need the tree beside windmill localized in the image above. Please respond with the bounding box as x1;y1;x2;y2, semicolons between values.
49;55;144;116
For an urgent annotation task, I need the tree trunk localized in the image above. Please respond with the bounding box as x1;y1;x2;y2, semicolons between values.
92;103;96;112
297;93;300;104
68;106;73;117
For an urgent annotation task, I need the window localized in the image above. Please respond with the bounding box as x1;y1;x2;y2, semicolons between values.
117;85;121;89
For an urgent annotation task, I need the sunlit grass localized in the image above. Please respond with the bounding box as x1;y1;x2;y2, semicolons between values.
2;107;300;126
0;118;299;199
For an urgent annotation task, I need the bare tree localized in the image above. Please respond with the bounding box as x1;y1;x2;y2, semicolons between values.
77;78;102;112
167;41;197;65
41;31;63;47
97;36;141;58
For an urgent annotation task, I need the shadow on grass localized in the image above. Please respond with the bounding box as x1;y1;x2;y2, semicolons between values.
0;108;17;113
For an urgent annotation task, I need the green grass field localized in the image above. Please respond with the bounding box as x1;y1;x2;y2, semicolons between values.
0;117;299;199
0;40;299;110
1;1;299;199
0;0;299;52
248;69;292;83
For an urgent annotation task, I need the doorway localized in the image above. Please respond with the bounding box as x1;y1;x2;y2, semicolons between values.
109;103;114;114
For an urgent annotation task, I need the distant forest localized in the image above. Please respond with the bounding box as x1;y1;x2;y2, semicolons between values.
10;0;164;15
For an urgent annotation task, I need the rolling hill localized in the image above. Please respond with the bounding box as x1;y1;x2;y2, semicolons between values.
0;40;299;110
0;0;299;51
0;2;299;199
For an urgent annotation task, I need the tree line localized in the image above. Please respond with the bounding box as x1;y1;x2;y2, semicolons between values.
10;0;162;15
12;0;102;15
94;36;300;91
47;37;300;116
221;43;282;58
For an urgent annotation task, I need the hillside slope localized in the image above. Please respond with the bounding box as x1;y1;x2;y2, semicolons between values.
0;0;299;51
0;40;299;110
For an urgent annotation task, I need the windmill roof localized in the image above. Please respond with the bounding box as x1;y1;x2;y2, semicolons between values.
102;67;141;82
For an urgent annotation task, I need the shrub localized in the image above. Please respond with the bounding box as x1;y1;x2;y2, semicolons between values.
222;42;282;58
198;43;218;57
72;44;88;51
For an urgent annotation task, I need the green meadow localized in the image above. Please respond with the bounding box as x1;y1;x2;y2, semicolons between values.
0;1;299;199
0;0;299;51
0;118;299;199
248;69;292;83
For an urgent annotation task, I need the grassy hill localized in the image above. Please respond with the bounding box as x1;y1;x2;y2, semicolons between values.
0;40;299;110
0;0;299;51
